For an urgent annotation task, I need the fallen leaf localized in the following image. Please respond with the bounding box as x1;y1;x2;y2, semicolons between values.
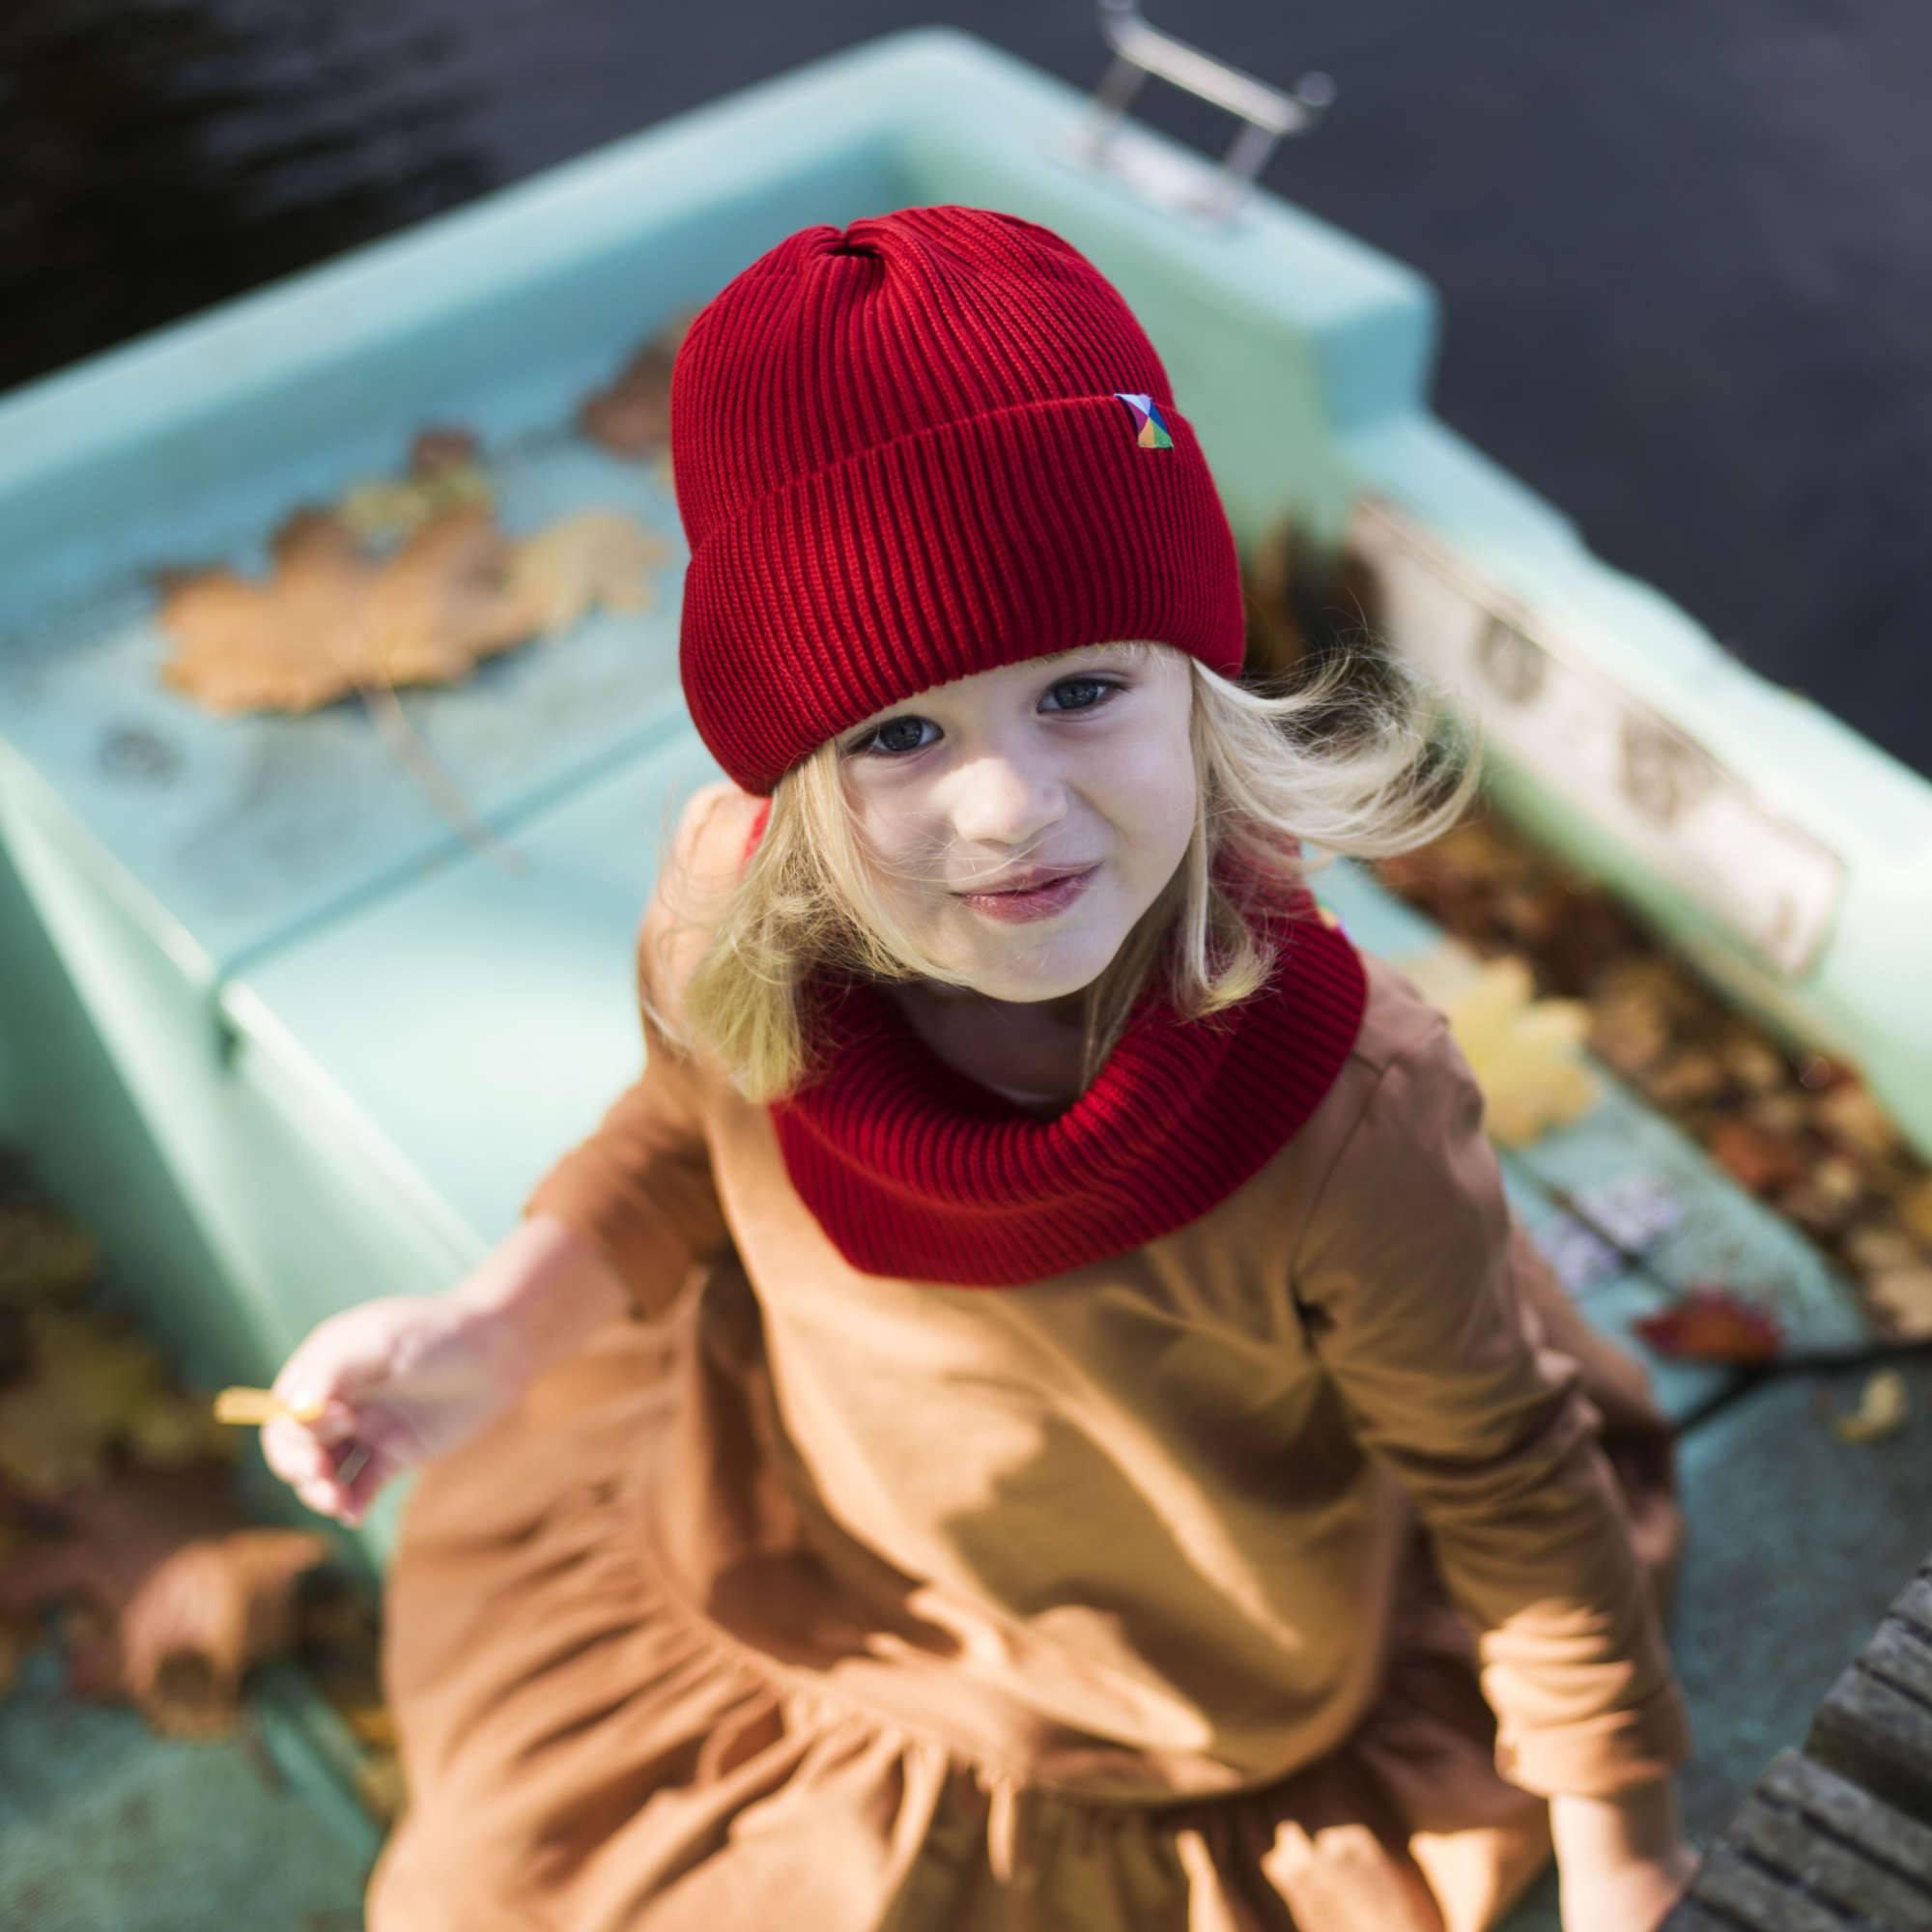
1640;1047;1727;1108
337;425;492;544
1815;1083;1900;1160
26;1305;173;1429
0;1199;99;1300
0;1372;110;1495
1865;1264;1932;1340
578;317;696;458
1898;1176;1932;1248
1824;1369;1908;1444
158;500;666;716
508;509;667;635
0;1305;236;1498
338;464;493;545
1631;1285;1785;1363
1402;947;1599;1147
1709;1119;1809;1196
408;426;480;476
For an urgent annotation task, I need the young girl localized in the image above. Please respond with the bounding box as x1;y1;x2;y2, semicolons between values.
264;205;1699;1932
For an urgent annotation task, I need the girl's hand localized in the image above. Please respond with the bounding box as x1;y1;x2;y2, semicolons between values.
260;1293;525;1525
1552;1777;1701;1932
1557;1838;1700;1932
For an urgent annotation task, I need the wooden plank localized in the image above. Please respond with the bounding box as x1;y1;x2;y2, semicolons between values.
1734;1751;1932;1921
1659;1905;1759;1932
1806;1578;1932;1824
1661;1558;1932;1929
1684;1841;1861;1932
1661;1749;1932;1930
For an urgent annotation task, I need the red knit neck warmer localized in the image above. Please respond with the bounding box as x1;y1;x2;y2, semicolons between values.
742;805;1370;1285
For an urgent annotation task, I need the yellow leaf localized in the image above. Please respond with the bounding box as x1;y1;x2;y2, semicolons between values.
25;1306;171;1434
1829;1369;1908;1444
508;510;668;637
1401;943;1600;1148
338;463;494;544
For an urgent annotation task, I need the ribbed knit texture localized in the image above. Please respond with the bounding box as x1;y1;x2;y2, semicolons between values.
738;802;1372;1286
670;205;1248;795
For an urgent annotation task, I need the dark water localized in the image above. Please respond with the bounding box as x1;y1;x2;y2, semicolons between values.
4;0;1928;784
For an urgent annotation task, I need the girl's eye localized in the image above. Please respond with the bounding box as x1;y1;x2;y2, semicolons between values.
1041;676;1120;715
848;677;1124;759
867;716;938;757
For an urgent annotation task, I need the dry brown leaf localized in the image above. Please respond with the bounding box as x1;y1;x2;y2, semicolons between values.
1631;1285;1785;1364
1866;1264;1932;1339
1709;1119;1809;1197
27;1305;172;1420
1847;1225;1923;1274
158;500;666;715
408;426;481;475
0;1199;99;1300
126;1391;242;1468
1898;1175;1932;1248
338;424;492;542
1816;1082;1901;1160
0;1372;110;1495
159;505;526;712
509;509;667;635
338;464;493;544
0;1306;235;1497
579;338;677;457
1825;1369;1909;1444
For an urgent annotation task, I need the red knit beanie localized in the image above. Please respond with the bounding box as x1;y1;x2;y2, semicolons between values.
669;204;1248;795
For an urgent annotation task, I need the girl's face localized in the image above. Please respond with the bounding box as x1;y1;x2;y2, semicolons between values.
837;641;1196;1004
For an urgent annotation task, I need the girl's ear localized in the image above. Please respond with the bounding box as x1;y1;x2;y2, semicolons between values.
743;796;774;869
671;781;763;897
647;781;764;997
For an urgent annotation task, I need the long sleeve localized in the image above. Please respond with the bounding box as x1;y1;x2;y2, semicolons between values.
1288;1011;1694;1799
520;912;732;1322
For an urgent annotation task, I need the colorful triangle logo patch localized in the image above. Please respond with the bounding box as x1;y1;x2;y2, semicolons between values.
1111;391;1174;449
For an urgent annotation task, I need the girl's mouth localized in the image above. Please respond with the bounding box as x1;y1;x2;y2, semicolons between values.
953;866;1098;923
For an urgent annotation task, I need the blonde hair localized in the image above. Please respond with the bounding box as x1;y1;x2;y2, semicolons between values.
651;636;1485;1104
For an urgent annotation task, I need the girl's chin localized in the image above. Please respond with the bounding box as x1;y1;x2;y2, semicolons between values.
942;938;1122;1005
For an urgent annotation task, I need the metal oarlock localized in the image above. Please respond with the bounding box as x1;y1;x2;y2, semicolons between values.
1070;0;1335;225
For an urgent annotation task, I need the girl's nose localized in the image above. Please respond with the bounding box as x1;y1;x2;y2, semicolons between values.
946;753;1066;848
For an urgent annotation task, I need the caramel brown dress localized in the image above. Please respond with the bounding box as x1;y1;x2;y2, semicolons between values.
365;798;1693;1932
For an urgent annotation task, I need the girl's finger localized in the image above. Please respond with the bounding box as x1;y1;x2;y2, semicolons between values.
280;1395;359;1443
295;1475;348;1520
337;1448;393;1525
261;1417;327;1487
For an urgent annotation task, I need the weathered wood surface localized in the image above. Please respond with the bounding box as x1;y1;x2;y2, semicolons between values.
1806;1565;1932;1827
1662;1560;1932;1930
